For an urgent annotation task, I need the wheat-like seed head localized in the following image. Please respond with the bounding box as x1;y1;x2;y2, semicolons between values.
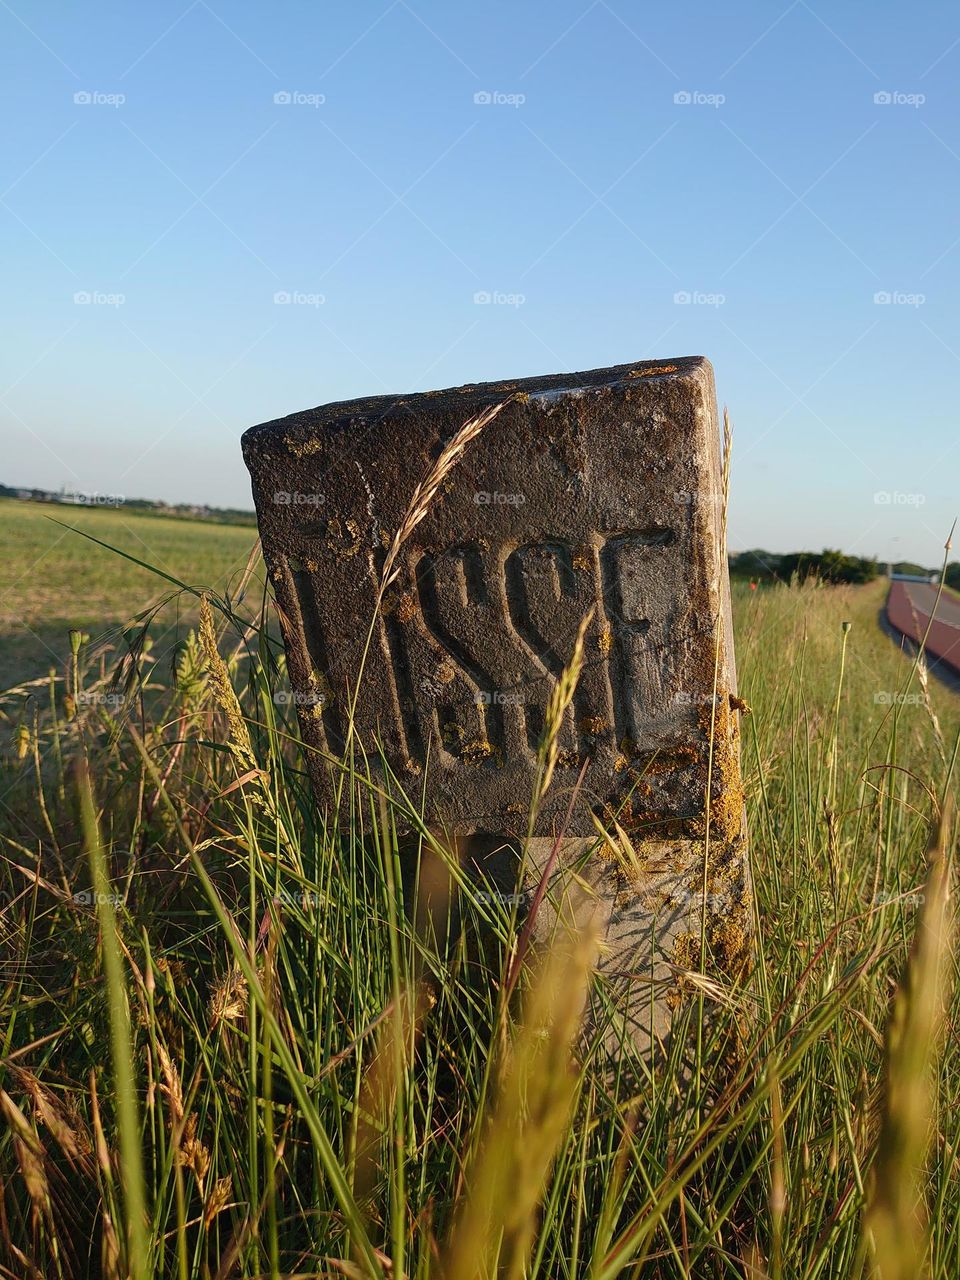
440;915;597;1279
864;805;955;1280
199;595;257;776
378;398;512;595
916;651;947;767
157;1042;185;1126
535;606;595;808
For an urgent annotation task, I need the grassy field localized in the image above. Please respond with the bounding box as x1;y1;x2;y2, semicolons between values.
0;537;958;1277
0;499;259;688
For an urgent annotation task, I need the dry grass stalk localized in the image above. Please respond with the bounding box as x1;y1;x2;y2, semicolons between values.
667;965;744;1011
864;806;955;1279
344;396;513;760
208;964;248;1027
915;652;947;769
10;1067;93;1176
203;1174;233;1231
440;917;597;1280
378;398;512;595
180;1113;211;1192
198;595;258;777
592;813;644;879
88;1070;113;1186
100;1210;122;1280
156;1042;185;1128
502;610;596;1001
535;606;594;811
0;1090;55;1245
351;981;430;1214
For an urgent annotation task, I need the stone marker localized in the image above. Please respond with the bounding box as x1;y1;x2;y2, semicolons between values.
243;357;751;1045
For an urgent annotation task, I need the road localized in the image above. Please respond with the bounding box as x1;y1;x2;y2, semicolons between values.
902;582;960;628
886;580;960;675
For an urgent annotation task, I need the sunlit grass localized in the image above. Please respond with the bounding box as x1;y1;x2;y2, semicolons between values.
0;556;957;1277
0;498;256;687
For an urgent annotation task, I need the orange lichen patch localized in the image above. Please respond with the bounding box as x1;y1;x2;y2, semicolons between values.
597;624;614;654
303;671;334;713
283;435;324;457
579;715;606;735
627;364;678;379
729;693;750;714
585;821;752;1004
440;719;500;766
704;843;749;901
573;549;592;571
705;773;743;843
694;692;745;843
628;745;700;776
380;587;417;620
326;516;362;558
556;749;581;770
436;660;456;684
616;737;701;789
461;738;498;766
395;593;417;623
709;909;752;976
673;931;700;970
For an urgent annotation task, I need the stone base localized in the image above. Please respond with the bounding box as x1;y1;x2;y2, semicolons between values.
446;829;752;1061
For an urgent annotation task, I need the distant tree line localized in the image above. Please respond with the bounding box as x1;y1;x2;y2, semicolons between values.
0;483;257;528
730;549;880;584
731;552;960;591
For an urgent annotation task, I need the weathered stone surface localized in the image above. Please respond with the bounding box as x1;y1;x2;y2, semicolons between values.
243;357;742;846
244;356;752;1043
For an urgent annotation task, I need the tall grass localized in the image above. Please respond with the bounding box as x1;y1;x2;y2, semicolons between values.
0;554;957;1277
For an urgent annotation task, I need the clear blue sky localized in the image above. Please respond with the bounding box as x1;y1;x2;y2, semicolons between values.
2;0;957;564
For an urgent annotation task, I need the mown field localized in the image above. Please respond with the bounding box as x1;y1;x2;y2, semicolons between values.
0;499;259;688
0;518;958;1278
